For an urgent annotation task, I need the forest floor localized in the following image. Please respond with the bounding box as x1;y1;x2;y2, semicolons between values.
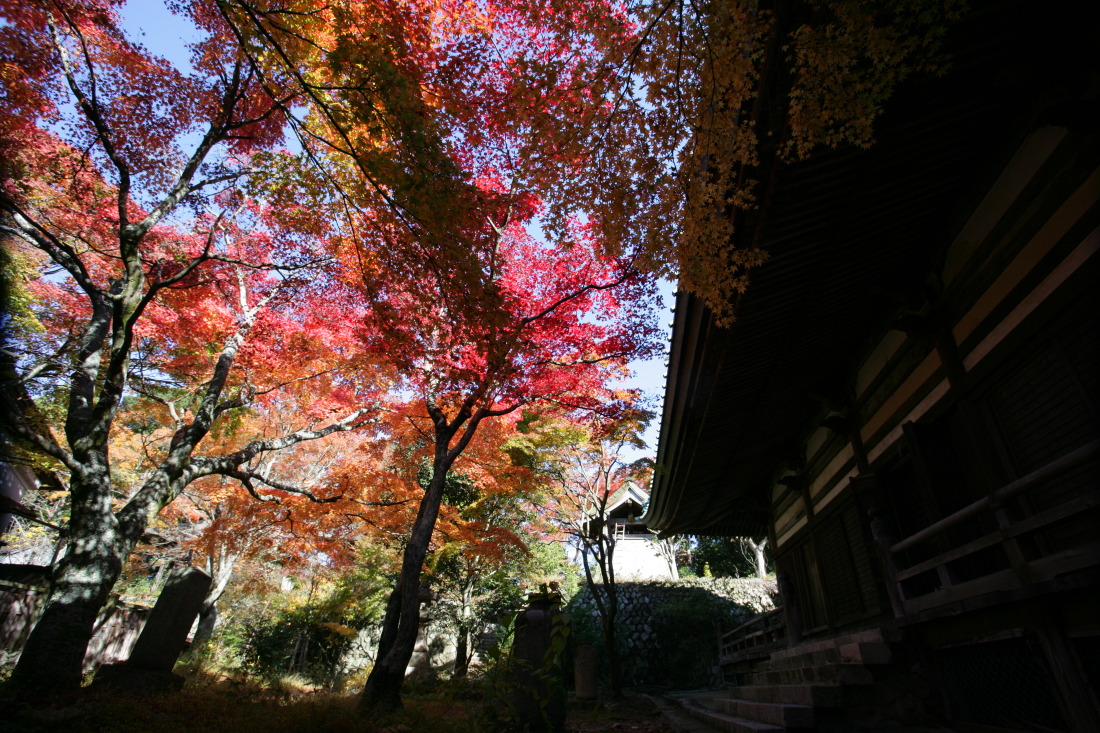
566;693;676;733
2;674;679;732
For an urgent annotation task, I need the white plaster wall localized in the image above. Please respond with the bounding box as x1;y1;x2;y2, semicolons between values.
612;536;676;580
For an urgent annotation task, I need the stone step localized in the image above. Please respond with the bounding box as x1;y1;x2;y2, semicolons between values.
645;693;731;733
713;697;816;728
839;641;893;665
727;682;843;707
758;647;843;671
678;698;785;733
760;641;892;671
767;627;896;664
745;662;874;687
765;625;893;660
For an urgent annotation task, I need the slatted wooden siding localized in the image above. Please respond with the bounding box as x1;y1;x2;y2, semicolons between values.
778;492;881;636
985;299;1100;555
0;583;151;670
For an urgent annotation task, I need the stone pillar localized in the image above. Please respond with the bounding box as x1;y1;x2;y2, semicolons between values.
512;592;567;732
93;566;211;692
573;642;598;699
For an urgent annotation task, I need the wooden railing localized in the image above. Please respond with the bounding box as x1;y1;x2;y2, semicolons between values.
719;607;786;666
874;440;1100;619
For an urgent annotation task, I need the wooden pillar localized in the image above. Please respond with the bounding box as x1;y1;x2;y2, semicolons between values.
868;501;906;619
1032;609;1100;733
775;570;802;646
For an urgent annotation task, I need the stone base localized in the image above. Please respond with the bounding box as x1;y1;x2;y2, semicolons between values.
91;663;185;694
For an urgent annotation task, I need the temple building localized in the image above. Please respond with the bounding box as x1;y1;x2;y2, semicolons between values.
643;1;1099;730
582;482;678;581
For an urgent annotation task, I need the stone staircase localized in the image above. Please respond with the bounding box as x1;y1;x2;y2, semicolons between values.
670;628;902;733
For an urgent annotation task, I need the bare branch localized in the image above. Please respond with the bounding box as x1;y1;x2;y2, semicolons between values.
0;416;80;474
518;270;634;328
232;471;282;503
188;407;377;482
46;12;131;228
128;62;252;241
0;204;99;297
227;468;342;503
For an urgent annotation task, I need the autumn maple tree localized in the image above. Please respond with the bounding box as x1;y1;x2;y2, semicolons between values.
0;0;385;695
211;0;660;711
342;236;655;709
0;0;956;709
156;399;379;646
420;413;571;678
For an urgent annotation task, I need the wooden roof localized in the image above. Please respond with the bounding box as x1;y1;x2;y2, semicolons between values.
604;481;648;515
644;0;1098;537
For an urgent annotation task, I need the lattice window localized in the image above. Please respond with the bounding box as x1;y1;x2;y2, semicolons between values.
938;636;1067;731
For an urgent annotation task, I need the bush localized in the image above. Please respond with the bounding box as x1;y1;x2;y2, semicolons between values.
239;608;358;687
651;591;730;688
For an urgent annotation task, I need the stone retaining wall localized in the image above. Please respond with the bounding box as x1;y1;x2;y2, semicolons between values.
567;576;778;689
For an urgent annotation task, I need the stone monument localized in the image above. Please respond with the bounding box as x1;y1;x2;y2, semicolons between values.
92;566;211;692
511;589;567;732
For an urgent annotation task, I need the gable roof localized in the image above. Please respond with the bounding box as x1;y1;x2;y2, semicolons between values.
604;481;649;515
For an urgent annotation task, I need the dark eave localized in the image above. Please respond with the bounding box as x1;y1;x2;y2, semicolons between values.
644;0;1098;538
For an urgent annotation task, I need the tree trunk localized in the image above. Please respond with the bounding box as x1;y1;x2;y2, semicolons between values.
579;539;623;698
751;538;768;578
599;577;622;698
360;577;421;711
10;482;127;697
453;622;470;678
453;574;474;678
190;551;236;652
10;583;110;695
151;561;171;596
601;607;623;698
191;601;219;649
288;629;310;675
359;441;455;713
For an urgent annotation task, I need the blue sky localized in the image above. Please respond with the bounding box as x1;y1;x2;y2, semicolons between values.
120;1;195;70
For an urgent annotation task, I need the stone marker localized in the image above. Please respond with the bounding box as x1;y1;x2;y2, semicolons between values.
93;566;211;692
511;592;567;732
573;642;598;699
127;566;210;670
